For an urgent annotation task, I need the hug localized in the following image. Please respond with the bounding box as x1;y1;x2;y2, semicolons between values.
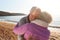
13;7;52;40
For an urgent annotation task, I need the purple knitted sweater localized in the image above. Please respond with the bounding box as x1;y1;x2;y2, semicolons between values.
13;23;50;40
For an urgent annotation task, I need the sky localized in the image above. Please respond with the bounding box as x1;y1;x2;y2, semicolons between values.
0;0;60;21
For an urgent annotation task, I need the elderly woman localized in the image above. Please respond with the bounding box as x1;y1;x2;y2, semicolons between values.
13;8;52;40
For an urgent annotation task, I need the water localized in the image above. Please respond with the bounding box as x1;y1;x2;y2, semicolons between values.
0;16;25;22
0;16;60;27
50;21;60;26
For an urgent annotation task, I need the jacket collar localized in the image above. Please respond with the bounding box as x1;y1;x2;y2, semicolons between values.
31;19;48;28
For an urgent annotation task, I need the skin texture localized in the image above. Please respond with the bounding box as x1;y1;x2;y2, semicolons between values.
29;7;41;21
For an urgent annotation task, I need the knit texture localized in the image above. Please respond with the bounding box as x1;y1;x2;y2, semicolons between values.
13;23;50;40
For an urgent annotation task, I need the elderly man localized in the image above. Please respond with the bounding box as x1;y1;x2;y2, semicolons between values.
15;7;41;27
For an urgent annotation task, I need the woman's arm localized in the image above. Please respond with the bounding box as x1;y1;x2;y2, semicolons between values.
13;23;28;35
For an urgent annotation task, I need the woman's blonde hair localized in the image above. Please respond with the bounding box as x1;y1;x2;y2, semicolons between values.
38;12;52;24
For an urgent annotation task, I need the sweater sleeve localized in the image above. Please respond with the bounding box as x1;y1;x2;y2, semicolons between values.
13;23;28;35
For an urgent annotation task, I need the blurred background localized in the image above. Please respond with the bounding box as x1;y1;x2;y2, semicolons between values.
0;0;60;27
0;0;60;40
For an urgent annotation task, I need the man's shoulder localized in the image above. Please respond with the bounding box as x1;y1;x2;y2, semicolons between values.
19;16;27;23
20;16;27;20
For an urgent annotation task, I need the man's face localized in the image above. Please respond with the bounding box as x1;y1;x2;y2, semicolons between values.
29;8;41;21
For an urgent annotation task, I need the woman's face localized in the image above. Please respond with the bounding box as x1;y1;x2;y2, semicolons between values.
29;8;41;21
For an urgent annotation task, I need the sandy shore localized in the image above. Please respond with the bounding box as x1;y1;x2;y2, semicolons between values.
0;21;17;40
0;21;60;40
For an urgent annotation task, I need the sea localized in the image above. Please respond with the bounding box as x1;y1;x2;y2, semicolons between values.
0;16;60;27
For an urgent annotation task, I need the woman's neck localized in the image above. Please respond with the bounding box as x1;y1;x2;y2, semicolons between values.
31;19;48;28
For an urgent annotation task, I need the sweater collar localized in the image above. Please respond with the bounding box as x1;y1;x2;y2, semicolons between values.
31;19;48;28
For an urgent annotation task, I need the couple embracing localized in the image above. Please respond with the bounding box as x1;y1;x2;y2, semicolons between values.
13;7;52;40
